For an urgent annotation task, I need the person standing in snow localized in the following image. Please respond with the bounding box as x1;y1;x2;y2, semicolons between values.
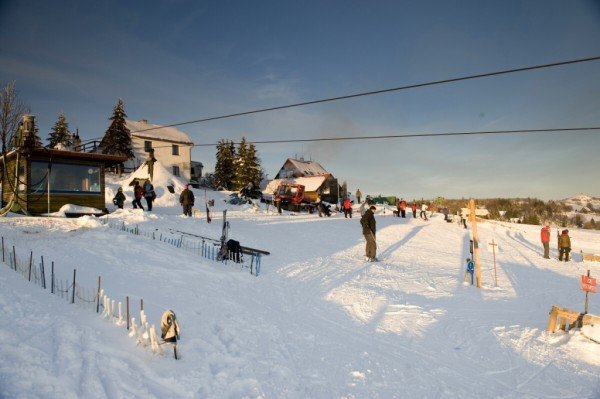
356;189;362;204
144;180;156;211
540;225;551;259
399;198;407;218
558;229;571;262
143;149;157;181
360;205;377;262
411;201;417;218
420;202;429;220
113;187;126;209
343;197;353;218
179;184;195;217
132;181;145;210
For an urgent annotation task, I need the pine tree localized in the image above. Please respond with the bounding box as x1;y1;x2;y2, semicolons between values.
232;137;248;191
99;99;133;158
245;142;263;188
213;139;235;190
47;112;72;148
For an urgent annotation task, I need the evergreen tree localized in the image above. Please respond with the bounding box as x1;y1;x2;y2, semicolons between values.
213;139;235;190
245;142;263;188
99;99;133;158
232;137;248;191
47;112;72;148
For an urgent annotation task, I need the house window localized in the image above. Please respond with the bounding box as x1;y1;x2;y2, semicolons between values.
172;166;180;176
172;144;179;156
144;141;152;152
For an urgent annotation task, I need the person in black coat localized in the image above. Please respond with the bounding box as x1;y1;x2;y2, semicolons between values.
113;187;126;209
179;184;195;216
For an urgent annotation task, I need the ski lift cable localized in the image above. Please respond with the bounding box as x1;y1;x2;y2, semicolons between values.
131;55;600;133
145;126;600;149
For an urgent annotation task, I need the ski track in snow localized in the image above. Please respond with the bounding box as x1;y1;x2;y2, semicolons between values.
1;193;599;398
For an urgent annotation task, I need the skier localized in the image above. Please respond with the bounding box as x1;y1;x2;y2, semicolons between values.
360;205;377;262
132;181;145;210
144;180;156;211
411;201;417;218
540;225;551;259
112;187;126;209
420;202;428;220
558;229;571;262
343;197;353;218
179;184;195;217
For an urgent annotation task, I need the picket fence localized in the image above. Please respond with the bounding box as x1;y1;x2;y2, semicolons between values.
98;216;263;276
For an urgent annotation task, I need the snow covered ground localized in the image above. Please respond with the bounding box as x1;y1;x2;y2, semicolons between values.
1;168;600;398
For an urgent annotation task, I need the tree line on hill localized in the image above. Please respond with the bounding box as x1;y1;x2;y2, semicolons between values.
437;197;599;230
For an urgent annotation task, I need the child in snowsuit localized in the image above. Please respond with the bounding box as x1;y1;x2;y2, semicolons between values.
113;187;126;209
411;201;417;218
179;184;195;217
540;225;551;259
132;181;145;210
343;197;352;218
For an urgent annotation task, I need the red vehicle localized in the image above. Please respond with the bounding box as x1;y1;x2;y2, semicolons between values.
273;183;313;212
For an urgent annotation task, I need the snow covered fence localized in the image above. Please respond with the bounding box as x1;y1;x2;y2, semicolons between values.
1;236;172;357
99;216;263;276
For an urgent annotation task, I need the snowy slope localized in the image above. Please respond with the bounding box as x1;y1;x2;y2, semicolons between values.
1;194;600;398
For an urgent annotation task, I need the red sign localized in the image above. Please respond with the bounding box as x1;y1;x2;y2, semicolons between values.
581;275;597;293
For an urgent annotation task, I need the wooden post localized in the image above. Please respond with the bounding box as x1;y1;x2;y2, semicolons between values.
71;269;76;304
141;298;144;311
28;251;33;281
489;239;498;287
41;256;46;289
12;246;16;271
1;236;4;263
547;305;559;332
126;296;130;330
51;262;55;294
469;199;482;288
96;276;101;313
584;269;590;314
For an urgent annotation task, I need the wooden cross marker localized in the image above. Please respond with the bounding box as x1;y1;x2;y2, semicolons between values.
489;239;498;287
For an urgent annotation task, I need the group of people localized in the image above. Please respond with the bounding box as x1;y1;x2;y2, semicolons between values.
113;180;156;211
541;225;572;261
112;181;196;217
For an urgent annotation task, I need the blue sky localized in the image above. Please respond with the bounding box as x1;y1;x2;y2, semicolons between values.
1;0;599;200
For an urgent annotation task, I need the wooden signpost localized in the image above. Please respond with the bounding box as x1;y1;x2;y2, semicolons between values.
581;270;597;314
489;239;498;287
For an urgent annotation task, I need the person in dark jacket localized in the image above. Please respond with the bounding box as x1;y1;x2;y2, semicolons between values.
132;181;145;210
113;187;126;209
179;184;195;216
360;205;377;262
558;229;571;261
144;181;156;211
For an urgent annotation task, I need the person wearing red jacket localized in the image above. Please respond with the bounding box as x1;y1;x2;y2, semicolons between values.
541;225;551;259
411;201;417;218
399;199;407;218
343;197;353;218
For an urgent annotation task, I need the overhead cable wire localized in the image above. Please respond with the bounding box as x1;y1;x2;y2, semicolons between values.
130;55;600;133
144;126;600;149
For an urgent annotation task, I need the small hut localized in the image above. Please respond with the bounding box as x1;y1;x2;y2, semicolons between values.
0;147;126;215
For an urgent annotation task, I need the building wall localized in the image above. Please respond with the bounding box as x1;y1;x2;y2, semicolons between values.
128;137;192;181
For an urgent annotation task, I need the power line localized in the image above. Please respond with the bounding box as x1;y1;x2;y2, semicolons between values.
144;126;600;149
131;55;600;134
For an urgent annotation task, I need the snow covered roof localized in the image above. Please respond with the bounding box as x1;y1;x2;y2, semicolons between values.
126;119;193;145
276;158;329;178
264;175;329;194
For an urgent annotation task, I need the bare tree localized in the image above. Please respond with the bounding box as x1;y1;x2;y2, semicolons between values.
0;81;30;154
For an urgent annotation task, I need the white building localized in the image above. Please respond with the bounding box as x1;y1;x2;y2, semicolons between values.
125;119;194;181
